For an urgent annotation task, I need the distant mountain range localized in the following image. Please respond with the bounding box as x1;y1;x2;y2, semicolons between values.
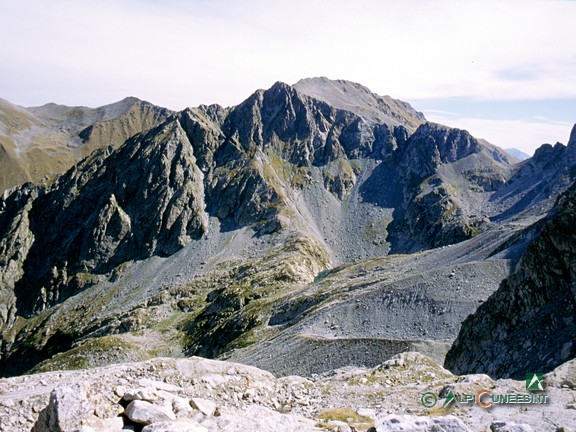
0;96;172;194
0;77;574;388
505;147;531;161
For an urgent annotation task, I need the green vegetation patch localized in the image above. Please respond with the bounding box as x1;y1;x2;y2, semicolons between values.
31;335;142;373
316;407;374;430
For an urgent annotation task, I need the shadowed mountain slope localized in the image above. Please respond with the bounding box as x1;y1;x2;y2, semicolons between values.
445;165;576;378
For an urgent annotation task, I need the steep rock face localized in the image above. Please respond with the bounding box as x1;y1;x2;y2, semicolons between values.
201;81;516;253
388;184;484;253
567;123;576;169
4;119;207;318
179;104;229;174
397;123;482;179
568;123;576;146
181;95;305;234
0;183;40;328
220;81;410;166
445;180;576;378
181;80;429;234
491;135;576;222
387;123;511;252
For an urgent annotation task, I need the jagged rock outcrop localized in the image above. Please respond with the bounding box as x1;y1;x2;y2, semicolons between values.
397;123;483;179
491;127;576;222
178;80;427;236
218;81;401;166
445;178;576;378
387;122;511;252
31;384;95;432
2;119;207;319
0;183;39;328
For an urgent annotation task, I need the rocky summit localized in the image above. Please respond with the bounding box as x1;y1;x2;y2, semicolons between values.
0;78;575;431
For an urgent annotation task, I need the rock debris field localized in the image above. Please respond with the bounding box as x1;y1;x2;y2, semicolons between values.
0;352;574;432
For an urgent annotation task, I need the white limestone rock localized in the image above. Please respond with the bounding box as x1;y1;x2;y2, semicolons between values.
124;400;175;425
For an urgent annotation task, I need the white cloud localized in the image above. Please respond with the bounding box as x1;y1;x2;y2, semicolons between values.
0;0;575;111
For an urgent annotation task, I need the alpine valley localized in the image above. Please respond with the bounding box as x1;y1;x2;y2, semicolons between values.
0;78;574;432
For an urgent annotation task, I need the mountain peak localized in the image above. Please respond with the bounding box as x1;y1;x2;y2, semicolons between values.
293;77;425;130
504;148;530;162
269;81;293;91
263;81;300;103
294;77;372;95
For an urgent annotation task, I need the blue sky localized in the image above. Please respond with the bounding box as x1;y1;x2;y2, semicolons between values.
411;97;576;154
1;0;575;154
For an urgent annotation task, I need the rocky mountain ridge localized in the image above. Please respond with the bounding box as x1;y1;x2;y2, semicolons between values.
0;78;575;393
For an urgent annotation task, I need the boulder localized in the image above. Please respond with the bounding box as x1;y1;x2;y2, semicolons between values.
124;400;175;425
490;422;534;432
190;398;217;416
32;384;94;432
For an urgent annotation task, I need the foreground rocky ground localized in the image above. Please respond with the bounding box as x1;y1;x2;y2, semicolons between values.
0;352;574;432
